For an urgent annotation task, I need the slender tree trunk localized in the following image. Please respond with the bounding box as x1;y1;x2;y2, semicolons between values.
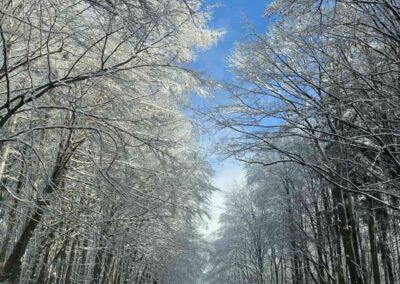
368;199;381;284
377;204;395;284
332;186;364;284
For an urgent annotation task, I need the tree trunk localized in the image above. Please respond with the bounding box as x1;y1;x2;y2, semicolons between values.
368;199;381;284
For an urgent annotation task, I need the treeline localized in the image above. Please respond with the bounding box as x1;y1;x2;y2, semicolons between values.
206;0;400;283
0;0;219;283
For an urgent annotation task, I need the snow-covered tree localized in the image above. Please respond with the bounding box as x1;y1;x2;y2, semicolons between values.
212;0;400;282
0;0;221;282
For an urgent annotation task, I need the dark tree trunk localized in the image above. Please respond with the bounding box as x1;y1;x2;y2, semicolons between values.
368;199;381;284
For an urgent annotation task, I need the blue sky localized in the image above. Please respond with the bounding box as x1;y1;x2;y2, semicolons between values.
188;0;272;112
193;1;270;236
193;0;269;82
189;0;271;135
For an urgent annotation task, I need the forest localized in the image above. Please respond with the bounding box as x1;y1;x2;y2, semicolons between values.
0;0;400;283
